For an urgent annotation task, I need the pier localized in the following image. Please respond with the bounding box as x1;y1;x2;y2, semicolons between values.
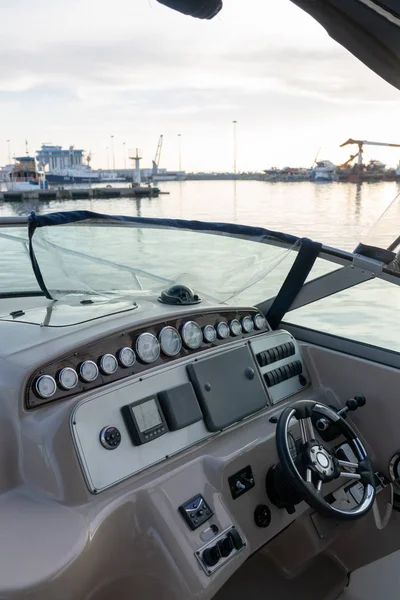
0;185;161;202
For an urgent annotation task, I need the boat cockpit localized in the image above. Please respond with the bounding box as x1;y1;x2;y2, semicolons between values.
2;209;400;599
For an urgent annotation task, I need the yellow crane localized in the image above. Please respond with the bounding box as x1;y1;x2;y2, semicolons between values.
340;138;400;167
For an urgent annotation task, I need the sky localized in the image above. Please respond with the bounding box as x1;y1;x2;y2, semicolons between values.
1;0;400;172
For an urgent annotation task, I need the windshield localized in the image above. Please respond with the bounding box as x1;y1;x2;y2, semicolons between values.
29;214;301;306
0;227;41;295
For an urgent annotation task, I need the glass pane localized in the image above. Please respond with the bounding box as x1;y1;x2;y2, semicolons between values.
287;278;400;352
0;227;41;295
31;222;300;306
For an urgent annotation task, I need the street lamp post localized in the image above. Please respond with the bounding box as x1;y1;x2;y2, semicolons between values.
178;134;182;172
232;121;237;175
106;146;109;170
123;142;126;170
111;135;115;170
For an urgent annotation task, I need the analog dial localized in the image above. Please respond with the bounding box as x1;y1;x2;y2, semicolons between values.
159;326;182;357
136;332;160;363
216;321;230;339
35;375;57;398
254;313;266;330
182;321;203;349
80;360;99;383
203;324;217;343
118;347;136;368
242;315;254;333
230;319;242;336
58;367;78;390
100;353;118;375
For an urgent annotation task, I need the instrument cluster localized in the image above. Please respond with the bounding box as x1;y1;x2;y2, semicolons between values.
28;310;268;409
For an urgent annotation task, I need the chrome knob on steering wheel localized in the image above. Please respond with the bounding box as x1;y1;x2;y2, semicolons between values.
266;399;375;520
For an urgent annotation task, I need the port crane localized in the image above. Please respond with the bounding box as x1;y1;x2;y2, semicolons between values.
152;135;163;178
340;138;400;167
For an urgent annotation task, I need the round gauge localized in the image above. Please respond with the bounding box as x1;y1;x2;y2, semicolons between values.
136;332;160;363
159;326;182;357
216;321;230;339
230;319;242;336
242;315;254;333
182;321;203;349
118;347;136;368
79;360;99;383
100;353;118;375
288;432;298;461
58;367;78;390
203;324;217;343
254;313;266;330
35;375;57;399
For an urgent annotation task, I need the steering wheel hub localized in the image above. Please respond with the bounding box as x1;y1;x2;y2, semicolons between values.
307;444;336;479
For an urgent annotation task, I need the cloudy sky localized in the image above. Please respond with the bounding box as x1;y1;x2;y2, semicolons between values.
2;0;400;172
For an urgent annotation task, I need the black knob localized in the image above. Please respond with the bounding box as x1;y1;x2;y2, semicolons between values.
355;395;366;407
217;536;234;557
202;545;221;567
346;398;358;411
227;528;244;550
254;504;272;528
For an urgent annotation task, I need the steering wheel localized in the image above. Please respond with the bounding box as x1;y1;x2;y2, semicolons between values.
269;399;375;520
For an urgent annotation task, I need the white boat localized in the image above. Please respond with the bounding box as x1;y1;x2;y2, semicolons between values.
1;1;400;599
312;160;338;182
4;156;47;191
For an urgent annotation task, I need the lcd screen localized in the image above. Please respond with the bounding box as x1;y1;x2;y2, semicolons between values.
132;399;162;433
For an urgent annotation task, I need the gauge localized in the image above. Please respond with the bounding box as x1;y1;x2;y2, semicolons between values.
182;321;203;349
159;326;182;357
79;360;99;383
136;332;160;363
241;315;254;333
118;347;136;368
230;319;242;336
100;353;118;375
254;313;266;330
203;324;217;343
58;367;78;390
288;432;298;461
35;375;57;399
216;321;230;339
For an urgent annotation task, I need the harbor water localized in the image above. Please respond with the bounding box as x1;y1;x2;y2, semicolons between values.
1;180;399;251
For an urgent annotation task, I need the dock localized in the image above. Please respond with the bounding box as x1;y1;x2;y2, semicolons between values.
0;185;161;202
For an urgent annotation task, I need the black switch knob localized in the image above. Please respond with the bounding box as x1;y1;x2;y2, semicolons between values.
346;398;358;411
202;545;221;567
227;528;244;550
354;394;366;407
217;535;234;557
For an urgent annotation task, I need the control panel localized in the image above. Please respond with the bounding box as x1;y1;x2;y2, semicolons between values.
250;330;310;404
179;494;213;530
195;526;245;575
228;465;255;499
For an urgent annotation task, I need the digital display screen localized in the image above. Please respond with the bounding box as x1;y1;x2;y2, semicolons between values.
132;399;162;433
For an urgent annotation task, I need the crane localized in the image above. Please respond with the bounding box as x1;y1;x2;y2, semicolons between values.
152;135;163;177
340;138;400;167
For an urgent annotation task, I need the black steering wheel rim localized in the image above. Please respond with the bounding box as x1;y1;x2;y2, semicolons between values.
276;399;375;520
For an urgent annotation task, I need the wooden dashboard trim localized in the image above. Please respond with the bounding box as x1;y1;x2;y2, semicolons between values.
26;307;267;409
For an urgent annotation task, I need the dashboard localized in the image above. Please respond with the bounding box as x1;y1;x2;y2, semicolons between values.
0;300;370;599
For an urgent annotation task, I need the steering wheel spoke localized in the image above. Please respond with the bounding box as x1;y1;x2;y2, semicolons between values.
338;459;358;470
339;471;361;480
299;416;316;444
